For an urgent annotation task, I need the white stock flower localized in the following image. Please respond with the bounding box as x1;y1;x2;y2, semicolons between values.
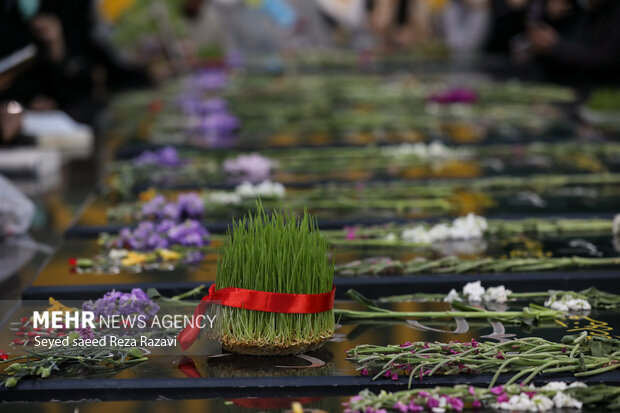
400;214;488;244
544;294;591;312
541;382;568;391
552;392;582;409
109;249;128;260
234;181;285;199
401;225;433;244
463;281;485;302
531;395;554;411
444;289;461;303
495;393;535;411
566;298;591;311
205;191;242;205
568;382;587;388
383;233;397;242
483;285;512;303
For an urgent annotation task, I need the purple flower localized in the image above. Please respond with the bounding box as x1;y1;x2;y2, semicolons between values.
223;153;272;183
147;233;168;249
73;327;94;340
188;70;228;91
177;193;204;219
202;97;227;113
183;250;205;264
115;219;209;252
141;195;166;218
156;219;176;233
472;399;481;408
179;96;228;116
198;111;239;135
427;87;478;105
82;288;159;319
418;391;430;398
133;147;183;168
163;202;181;220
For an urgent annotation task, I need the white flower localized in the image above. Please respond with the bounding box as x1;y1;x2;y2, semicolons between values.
383;233;397;242
444;289;461;303
400;213;488;244
234;181;286;199
568;381;587;388
495;393;535;411
401;225;433;244
544;293;591;312
483;285;512;303
552;391;582;409
531;395;554;411
432;396;447;413
205;191;242;205
463;281;485;302
541;382;568;391
566;298;591;311
109;249;128;260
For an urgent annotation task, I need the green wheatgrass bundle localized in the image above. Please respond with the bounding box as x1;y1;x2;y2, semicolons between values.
215;203;334;355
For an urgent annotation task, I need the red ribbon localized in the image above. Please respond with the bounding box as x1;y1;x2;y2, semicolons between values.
177;284;335;351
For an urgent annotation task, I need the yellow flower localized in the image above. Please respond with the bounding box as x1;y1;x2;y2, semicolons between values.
121;252;147;266
139;188;157;202
99;0;137;23
158;249;181;262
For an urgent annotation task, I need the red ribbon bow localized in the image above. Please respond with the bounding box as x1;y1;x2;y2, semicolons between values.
177;284;336;351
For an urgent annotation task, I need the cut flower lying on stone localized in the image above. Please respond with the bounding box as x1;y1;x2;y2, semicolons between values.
377;283;618;312
346;332;620;388
69;220;211;273
344;382;620;413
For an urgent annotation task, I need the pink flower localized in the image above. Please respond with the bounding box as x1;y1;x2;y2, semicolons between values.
496;351;505;360
448;397;464;411
427;397;440;408
408;402;424;412
423;343;430;349
418;391;430;398
490;386;504;395
496;393;509;403
384;370;392;378
393;401;408;412
345;226;357;240
391;372;399;381
361;368;368;376
470;338;479;348
400;342;413;347
524;391;537;399
468;386;475;395
472;399;481;408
